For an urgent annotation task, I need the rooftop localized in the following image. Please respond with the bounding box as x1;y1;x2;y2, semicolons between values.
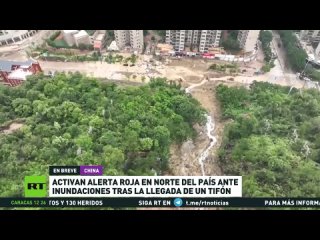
74;30;89;39
95;33;105;41
8;69;33;80
94;41;102;49
108;41;119;51
63;30;79;34
0;59;36;72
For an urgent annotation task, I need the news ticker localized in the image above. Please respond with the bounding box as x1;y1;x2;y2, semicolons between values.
3;198;320;208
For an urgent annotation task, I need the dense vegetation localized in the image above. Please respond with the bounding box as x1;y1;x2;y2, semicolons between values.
278;30;308;72
216;82;320;197
305;64;320;81
221;30;240;52
259;30;275;72
278;30;320;81
209;63;239;74
155;30;166;42
0;75;205;197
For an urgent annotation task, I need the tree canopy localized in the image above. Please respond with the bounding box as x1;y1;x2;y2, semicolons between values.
0;74;205;196
259;30;273;63
278;30;308;72
216;82;320;197
221;30;240;52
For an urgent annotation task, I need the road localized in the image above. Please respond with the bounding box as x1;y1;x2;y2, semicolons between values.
268;30;315;89
1;30;317;91
38;59;308;89
271;30;293;74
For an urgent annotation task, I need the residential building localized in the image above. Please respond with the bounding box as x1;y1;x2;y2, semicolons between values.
192;30;201;46
62;30;79;46
129;30;144;53
165;30;186;52
114;30;130;49
0;59;42;87
62;30;91;47
237;30;260;53
93;34;105;51
0;30;38;46
198;30;222;53
165;30;222;53
73;30;91;46
91;30;106;51
114;30;144;53
316;41;320;56
300;30;320;43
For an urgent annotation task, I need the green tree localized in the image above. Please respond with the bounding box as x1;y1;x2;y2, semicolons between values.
75;134;93;151
12;98;32;117
222;38;240;51
139;138;153;151
103;145;125;170
278;30;308;72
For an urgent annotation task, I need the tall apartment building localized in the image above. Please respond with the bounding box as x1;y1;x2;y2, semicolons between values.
165;30;222;53
0;30;38;46
198;30;222;53
237;30;260;53
129;30;144;53
165;30;186;52
316;42;320;56
299;30;320;43
114;30;144;53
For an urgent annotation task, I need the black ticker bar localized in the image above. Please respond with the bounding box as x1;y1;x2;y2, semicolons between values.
1;198;320;208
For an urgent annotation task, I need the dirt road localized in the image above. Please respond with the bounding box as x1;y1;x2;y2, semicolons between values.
38;61;308;92
1;123;24;134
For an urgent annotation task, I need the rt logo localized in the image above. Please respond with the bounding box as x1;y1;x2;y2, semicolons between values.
24;176;47;197
174;198;183;207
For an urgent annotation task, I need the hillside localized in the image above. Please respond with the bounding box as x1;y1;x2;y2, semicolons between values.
216;82;320;197
0;74;205;196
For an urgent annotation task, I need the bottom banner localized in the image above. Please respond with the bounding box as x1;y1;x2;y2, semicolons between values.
1;198;320;208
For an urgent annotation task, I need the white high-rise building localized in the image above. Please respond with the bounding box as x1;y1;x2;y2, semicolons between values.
114;30;144;53
166;30;186;52
0;30;38;46
165;30;221;52
114;30;130;49
191;30;201;46
237;30;260;53
129;30;144;53
300;30;320;43
198;30;221;53
315;41;320;56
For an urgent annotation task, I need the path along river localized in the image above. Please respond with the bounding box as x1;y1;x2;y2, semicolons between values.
185;79;217;176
